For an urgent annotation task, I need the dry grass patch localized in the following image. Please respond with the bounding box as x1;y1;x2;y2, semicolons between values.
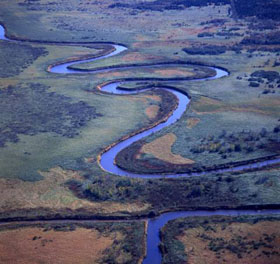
154;68;195;78
159;27;203;41
145;105;160;119
192;96;226;114
179;220;280;264
129;94;161;103
0;79;19;89
140;133;195;165
193;96;280;117
143;94;161;102
186;118;200;128
96;71;125;78
242;97;280;117
122;52;162;62
0;227;114;264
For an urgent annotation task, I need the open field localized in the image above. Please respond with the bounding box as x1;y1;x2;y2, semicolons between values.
0;221;146;264
161;215;280;264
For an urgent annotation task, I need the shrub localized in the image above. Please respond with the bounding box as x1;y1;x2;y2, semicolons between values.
249;82;260;87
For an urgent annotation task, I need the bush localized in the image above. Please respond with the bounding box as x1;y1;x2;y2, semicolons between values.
251;71;279;82
249;82;260;87
183;45;227;55
234;0;280;20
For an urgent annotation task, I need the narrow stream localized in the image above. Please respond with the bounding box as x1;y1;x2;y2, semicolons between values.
143;209;280;264
1;24;280;264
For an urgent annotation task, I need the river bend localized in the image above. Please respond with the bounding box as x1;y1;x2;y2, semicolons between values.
1;24;280;264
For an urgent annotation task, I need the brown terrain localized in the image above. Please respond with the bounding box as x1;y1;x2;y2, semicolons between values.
145;105;160;119
0;227;115;264
179;220;280;264
193;96;280;117
139;133;195;165
186;118;200;129
153;68;195;78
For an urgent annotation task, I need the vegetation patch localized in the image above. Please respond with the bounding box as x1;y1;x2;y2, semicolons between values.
0;41;48;78
0;83;100;147
190;126;280;159
0;167;151;218
243;70;280;94
109;0;230;12
68;168;280;218
234;0;280;20
241;31;280;45
161;215;280;264
183;45;227;55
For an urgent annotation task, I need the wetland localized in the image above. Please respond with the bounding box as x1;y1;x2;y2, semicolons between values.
0;0;280;263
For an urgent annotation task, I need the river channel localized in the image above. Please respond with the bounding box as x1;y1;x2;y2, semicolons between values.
1;24;280;264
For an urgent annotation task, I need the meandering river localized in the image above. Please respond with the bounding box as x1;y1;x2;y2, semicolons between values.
1;24;280;264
